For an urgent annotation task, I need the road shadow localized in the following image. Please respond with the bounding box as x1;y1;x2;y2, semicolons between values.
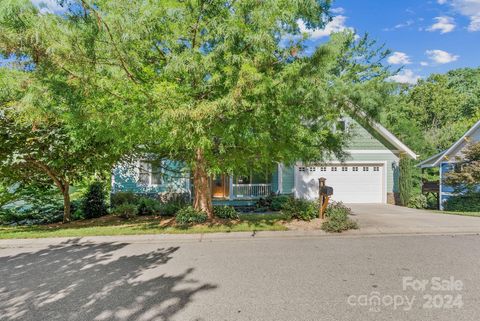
0;239;216;321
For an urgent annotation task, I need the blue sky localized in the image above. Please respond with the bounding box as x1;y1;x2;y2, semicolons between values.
301;0;480;83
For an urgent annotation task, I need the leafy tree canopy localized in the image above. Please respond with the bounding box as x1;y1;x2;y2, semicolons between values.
1;0;393;216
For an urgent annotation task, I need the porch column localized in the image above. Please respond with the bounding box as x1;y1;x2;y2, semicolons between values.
277;163;283;194
229;175;234;200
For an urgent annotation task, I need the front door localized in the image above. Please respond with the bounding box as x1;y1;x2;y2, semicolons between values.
212;175;229;198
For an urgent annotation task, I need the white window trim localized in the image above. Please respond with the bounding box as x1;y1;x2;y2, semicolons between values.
137;160;163;186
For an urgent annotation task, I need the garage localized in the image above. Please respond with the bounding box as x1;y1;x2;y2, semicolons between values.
295;164;386;203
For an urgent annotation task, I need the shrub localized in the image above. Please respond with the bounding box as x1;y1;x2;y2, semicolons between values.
159;203;181;216
175;206;208;225
444;193;480;212
255;194;291;211
113;204;138;219
0;185;64;225
137;197;162;215
213;206;239;219
325;201;352;218
407;194;428;209
399;156;413;206
270;195;290;211
81;182;108;219
281;197;318;221
322;202;358;233
110;191;139;208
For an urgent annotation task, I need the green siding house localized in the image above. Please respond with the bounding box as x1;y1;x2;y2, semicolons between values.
112;118;416;205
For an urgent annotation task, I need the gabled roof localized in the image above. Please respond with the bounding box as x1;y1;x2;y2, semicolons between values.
348;107;418;159
368;120;418;160
417;119;480;168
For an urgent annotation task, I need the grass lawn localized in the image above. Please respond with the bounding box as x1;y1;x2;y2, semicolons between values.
432;210;480;218
0;213;289;239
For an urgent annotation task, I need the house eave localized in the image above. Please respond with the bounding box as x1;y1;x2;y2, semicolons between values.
431;119;480;167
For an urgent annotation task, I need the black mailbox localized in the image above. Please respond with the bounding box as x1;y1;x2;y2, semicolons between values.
320;186;333;196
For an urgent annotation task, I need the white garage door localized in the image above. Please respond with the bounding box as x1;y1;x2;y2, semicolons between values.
295;164;385;203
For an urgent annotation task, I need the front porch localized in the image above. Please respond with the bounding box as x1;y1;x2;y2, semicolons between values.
210;168;281;202
211;175;274;200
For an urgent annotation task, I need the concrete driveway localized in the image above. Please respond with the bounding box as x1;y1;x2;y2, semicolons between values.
348;204;480;235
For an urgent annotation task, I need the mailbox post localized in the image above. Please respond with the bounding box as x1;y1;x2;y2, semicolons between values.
318;177;333;219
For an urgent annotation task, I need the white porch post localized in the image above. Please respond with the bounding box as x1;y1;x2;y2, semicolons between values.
277;163;283;194
229;175;234;200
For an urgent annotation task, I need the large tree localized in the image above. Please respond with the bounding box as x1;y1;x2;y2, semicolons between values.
0;69;120;222
383;68;480;158
1;0;391;218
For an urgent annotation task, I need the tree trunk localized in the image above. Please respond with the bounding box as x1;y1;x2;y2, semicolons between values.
62;183;71;223
193;148;214;219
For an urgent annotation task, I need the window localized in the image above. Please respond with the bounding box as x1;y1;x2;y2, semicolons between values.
352;166;359;172
309;167;316;172
331;167;337;172
138;160;163;186
342;167;348;172
320;166;327;172
363;166;369;171
373;166;380;172
298;167;306;172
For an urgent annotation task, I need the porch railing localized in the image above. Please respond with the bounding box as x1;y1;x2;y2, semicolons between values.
233;184;272;199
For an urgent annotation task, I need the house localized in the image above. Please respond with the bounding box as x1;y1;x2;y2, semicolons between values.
111;117;417;206
418;120;480;210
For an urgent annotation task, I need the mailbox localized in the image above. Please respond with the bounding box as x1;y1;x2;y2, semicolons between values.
320;186;333;196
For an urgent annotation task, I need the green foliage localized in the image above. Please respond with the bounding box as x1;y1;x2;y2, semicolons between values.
112;204;138;219
270;195;291;211
137;197;161;216
175;206;208;225
322;202;358;233
444;193;480;212
81;182;108;219
256;194;291;212
383;68;480;159
444;142;480;194
158;203;182;217
325;201;353;218
0;184;64;225
399;156;413;206
213;206;239;219
281;197;318;221
407;194;428;209
110;192;140;208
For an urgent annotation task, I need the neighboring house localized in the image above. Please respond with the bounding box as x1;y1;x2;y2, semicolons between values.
112;117;417;206
418;120;480;210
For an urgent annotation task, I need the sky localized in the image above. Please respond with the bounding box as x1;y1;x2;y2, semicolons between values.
300;0;480;84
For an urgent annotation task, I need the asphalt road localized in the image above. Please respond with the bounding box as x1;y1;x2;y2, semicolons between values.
1;234;480;321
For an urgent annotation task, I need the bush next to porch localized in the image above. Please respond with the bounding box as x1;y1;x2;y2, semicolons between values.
281;198;318;221
213;206;239;219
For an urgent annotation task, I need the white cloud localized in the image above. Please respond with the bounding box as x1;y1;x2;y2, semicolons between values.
425;49;459;64
445;0;480;31
330;7;345;14
387;52;412;65
427;16;456;33
468;14;480;31
420;61;429;66
437;0;448;4
388;69;421;84
298;15;354;39
31;0;67;14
